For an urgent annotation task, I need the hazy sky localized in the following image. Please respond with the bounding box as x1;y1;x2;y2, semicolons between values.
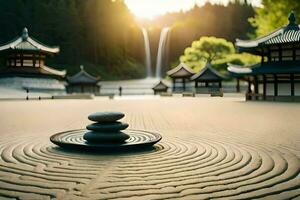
125;0;261;19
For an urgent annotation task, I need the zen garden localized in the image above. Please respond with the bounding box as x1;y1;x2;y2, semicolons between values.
0;0;300;199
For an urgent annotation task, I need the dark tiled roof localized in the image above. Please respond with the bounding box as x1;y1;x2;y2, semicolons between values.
191;62;224;81
167;63;195;78
152;80;169;90
265;30;300;45
236;12;300;51
67;66;100;84
0;28;59;54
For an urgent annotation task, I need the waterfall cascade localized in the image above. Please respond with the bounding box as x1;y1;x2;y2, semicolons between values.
141;27;170;78
141;28;152;77
155;27;170;78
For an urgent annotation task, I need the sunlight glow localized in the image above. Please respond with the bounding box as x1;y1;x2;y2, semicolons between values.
125;0;195;19
125;0;261;19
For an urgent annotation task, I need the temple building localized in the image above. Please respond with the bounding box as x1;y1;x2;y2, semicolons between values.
191;61;224;91
0;28;66;92
152;80;169;95
167;63;195;91
228;12;300;101
66;66;100;94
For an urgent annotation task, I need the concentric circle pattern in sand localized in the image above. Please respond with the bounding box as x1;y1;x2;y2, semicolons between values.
0;134;300;200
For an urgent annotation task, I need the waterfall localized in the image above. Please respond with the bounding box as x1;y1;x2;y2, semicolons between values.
155;27;170;78
141;27;152;77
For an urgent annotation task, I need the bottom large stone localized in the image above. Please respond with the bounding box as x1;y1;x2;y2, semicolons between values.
83;131;130;143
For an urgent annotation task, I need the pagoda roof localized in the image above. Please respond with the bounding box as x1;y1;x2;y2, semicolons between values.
191;62;224;81
67;66;100;84
227;61;300;77
152;80;169;90
236;12;300;53
0;65;66;78
167;63;195;78
0;28;60;54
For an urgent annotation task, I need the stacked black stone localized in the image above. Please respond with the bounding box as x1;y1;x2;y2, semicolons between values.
83;112;130;143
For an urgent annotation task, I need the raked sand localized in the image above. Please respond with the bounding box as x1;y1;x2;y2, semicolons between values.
0;97;300;199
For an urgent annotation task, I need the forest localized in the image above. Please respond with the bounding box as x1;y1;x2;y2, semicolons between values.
0;0;298;79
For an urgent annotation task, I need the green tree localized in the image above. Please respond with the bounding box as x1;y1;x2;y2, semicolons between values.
167;2;254;69
249;0;300;36
180;36;235;70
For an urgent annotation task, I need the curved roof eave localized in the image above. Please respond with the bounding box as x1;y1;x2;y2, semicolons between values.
0;29;60;54
42;65;66;77
0;37;22;51
67;69;100;84
227;63;252;75
236;27;284;49
236;23;300;52
27;37;60;53
152;81;169;90
191;62;225;81
167;63;195;77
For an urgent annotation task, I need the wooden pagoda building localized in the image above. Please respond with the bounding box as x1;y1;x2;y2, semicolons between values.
0;28;66;79
66;66;100;94
152;80;169;95
167;63;195;91
191;61;224;89
228;12;300;101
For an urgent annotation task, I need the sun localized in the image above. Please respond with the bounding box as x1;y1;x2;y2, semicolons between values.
124;0;197;19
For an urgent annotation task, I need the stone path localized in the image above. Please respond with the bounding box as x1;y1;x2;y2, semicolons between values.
0;97;300;199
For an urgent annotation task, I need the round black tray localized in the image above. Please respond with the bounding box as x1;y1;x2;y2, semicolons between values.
50;129;162;151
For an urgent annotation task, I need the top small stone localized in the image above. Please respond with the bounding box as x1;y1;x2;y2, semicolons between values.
88;112;125;122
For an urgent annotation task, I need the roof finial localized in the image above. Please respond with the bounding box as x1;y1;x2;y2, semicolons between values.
22;27;28;41
285;11;299;31
289;11;296;25
80;65;84;71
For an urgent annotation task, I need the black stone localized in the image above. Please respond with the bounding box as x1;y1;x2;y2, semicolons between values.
88;112;125;122
83;131;130;143
86;122;129;132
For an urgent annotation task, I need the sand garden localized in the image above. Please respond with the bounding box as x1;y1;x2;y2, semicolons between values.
0;97;299;199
